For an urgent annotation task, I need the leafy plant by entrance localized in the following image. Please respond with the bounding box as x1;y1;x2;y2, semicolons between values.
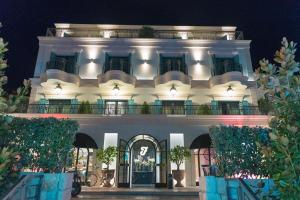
78;101;92;114
169;145;191;170
96;146;118;170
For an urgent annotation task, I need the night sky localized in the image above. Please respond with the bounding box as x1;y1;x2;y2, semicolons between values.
0;0;299;91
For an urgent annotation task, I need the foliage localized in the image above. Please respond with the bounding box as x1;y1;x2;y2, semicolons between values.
257;98;273;115
197;104;212;115
0;147;18;196
141;101;150;114
209;126;269;178
96;146;118;170
169;145;191;170
7;79;31;113
255;38;300;199
138;26;155;38
0;24;8;112
7;117;79;173
78;101;92;114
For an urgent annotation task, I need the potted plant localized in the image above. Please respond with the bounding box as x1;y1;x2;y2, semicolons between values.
96;146;118;187
169;145;191;187
141;101;150;114
138;26;155;38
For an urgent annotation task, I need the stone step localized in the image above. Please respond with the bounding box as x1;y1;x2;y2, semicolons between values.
79;191;199;196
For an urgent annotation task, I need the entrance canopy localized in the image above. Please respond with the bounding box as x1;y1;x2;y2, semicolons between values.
190;134;212;149
74;133;98;149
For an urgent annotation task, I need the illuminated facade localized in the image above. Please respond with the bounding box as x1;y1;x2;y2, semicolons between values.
23;24;270;187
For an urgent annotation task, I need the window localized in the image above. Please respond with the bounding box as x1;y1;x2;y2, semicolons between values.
162;100;185;115
47;53;79;74
104;53;131;74
218;101;240;115
159;54;187;75
211;55;241;76
105;100;128;115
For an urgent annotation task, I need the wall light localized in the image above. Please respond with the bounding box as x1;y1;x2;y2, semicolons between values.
88;58;96;63
170;85;177;96
227;86;234;96
113;84;120;96
54;83;62;95
103;31;112;39
178;32;188;40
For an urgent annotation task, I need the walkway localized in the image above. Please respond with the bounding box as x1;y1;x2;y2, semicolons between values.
72;186;199;200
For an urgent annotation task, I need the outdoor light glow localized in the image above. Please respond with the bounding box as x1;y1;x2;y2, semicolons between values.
113;84;120;96
103;31;112;38
170;85;177;96
54;83;62;95
179;32;188;40
227;86;234;96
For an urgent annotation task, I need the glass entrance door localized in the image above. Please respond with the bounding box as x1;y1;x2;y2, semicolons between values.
131;140;156;185
105;100;127;115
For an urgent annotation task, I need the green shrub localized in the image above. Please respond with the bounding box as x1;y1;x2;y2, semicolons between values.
197;104;212;115
8;117;79;172
141;102;150;114
78;101;92;114
258;98;273;114
138;26;155;38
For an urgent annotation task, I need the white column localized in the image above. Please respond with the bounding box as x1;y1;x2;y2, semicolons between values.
103;133;118;170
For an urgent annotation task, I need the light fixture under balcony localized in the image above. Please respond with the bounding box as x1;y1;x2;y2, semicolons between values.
54;83;62;95
227;85;234;96
113;84;120;96
178;32;188;40
103;31;112;38
170;85;177;96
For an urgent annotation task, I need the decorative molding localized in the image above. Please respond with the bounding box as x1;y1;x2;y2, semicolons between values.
40;69;80;85
208;71;249;88
97;70;137;86
154;71;192;86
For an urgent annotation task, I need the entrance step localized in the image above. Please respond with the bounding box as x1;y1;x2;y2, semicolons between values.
79;186;199;197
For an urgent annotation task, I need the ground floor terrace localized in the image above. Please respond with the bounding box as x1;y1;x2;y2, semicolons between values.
13;114;270;188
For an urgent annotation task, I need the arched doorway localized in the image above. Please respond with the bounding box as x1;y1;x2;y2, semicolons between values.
117;134;167;188
73;133;98;184
190;134;215;186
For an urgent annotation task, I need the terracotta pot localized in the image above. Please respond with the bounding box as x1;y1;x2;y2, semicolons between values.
102;169;115;187
172;170;185;187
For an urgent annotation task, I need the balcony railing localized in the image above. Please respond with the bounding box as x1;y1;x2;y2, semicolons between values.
16;104;267;115
46;60;79;75
46;28;244;40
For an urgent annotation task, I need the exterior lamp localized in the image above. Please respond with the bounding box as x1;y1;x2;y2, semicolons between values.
113;84;120;96
227;86;234;96
54;83;62;95
170;85;177;96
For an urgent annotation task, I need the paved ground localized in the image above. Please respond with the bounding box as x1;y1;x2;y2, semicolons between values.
72;186;199;200
72;195;198;200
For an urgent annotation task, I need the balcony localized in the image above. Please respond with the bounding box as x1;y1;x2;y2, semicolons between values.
46;28;244;40
20;104;265;115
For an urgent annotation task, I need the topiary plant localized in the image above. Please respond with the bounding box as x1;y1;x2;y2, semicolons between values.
96;146;118;170
169;145;191;170
197;104;212;115
141;101;150;114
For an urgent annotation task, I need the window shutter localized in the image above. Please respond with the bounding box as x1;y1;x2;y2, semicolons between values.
128;99;136;114
38;98;49;113
70;98;79;114
104;53;109;73
211;54;216;76
128;53;132;75
182;54;187;74
241;100;250;115
159;54;163;75
96;99;105;114
233;55;241;72
50;52;56;61
153;100;162;114
184;100;192;115
211;100;219;115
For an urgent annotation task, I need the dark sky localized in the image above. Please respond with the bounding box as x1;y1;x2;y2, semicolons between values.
0;0;300;90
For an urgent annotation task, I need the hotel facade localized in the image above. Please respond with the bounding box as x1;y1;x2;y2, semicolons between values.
20;24;269;188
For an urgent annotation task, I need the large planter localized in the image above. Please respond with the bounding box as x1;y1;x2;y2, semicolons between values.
172;170;185;187
102;169;115;187
22;172;73;200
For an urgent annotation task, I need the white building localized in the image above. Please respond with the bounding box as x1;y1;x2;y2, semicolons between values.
24;23;269;187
